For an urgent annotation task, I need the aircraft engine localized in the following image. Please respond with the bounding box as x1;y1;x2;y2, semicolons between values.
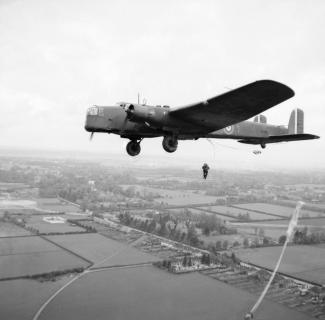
124;104;166;126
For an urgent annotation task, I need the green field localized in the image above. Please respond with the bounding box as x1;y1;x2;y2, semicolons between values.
24;215;85;234
0;199;36;209
121;185;217;205
0;222;31;237
0;277;71;320
0;237;88;279
235;203;322;218
36;198;81;213
248;217;325;228
237;245;325;284
200;205;281;220
47;233;159;266
38;265;311;320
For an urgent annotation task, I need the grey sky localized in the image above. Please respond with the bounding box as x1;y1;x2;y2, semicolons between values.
0;0;324;170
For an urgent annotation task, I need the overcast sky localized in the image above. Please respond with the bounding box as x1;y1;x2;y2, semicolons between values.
0;0;324;170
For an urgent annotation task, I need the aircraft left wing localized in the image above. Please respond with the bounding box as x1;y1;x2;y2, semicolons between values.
170;80;294;130
238;133;319;145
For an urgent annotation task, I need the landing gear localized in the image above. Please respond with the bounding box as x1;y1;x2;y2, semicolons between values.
126;140;141;156
162;136;178;153
261;143;266;149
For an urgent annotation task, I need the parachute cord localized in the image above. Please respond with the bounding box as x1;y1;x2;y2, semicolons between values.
245;201;304;319
206;138;217;161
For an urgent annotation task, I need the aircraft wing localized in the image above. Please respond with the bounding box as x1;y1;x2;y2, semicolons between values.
170;80;294;130
238;133;320;145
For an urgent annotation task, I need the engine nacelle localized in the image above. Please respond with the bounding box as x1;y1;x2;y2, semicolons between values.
124;104;168;127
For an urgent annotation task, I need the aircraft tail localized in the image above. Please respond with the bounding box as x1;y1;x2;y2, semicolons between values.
288;108;304;134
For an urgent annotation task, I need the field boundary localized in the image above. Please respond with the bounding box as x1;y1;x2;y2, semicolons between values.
41;235;94;265
230;205;287;219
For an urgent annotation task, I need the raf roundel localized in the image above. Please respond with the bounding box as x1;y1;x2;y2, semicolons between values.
224;125;234;135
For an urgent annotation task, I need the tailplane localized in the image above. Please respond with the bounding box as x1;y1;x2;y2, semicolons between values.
288;108;304;134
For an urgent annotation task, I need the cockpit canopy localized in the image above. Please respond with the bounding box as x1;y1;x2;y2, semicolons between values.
87;106;99;115
87;106;104;116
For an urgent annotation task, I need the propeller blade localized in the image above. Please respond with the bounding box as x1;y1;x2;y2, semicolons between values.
89;132;94;141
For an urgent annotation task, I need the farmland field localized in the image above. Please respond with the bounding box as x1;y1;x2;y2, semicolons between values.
0;277;71;320
0;199;36;209
246;217;325;228
0;222;31;237
200;233;246;246
47;233;159;266
235;203;321;218
0;237;89;279
237;245;325;284
121;185;217;205
38;265;311;320
36;198;81;213
199;205;280;220
24;215;85;234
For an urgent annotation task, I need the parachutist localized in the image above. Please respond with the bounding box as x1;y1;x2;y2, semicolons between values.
202;163;210;179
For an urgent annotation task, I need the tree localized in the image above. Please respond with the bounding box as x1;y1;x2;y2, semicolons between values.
233;240;240;247
258;228;265;237
215;240;222;251
263;237;270;245
243;238;249;248
278;235;286;244
182;255;188;267
222;240;228;250
203;226;210;236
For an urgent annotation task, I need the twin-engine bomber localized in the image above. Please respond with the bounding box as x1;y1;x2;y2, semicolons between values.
84;80;319;156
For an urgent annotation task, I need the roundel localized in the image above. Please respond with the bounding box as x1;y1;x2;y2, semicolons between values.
224;125;234;135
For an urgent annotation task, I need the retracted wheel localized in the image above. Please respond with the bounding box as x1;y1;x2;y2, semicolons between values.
261;143;266;149
126;140;141;156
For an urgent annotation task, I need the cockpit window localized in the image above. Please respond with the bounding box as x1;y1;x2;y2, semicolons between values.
87;106;99;115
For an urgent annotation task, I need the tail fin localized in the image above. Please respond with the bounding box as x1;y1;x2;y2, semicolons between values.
288;108;304;134
254;114;267;124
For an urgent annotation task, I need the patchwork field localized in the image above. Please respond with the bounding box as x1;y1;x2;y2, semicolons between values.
0;199;36;209
47;233;159;267
38;265;311;320
0;277;71;320
247;217;325;228
24;215;85;234
199;205;280;220
235;203;322;218
0;198;81;214
121;185;217;205
36;198;81;213
0;222;31;237
0;237;89;279
237;245;325;284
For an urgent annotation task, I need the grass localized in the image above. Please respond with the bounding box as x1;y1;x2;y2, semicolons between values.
199;205;280;220
0;237;88;279
39;265;310;320
236;245;325;284
121;185;217;205
47;233;160;266
0;277;71;320
36;198;81;213
24;215;85;234
235;203;322;218
0;221;31;237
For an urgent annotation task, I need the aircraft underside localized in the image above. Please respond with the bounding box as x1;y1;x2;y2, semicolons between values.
85;80;319;156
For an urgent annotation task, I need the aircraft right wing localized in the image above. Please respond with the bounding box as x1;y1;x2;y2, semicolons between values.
238;133;320;145
170;80;294;131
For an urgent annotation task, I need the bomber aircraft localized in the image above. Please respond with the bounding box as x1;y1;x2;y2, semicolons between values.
85;80;319;156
